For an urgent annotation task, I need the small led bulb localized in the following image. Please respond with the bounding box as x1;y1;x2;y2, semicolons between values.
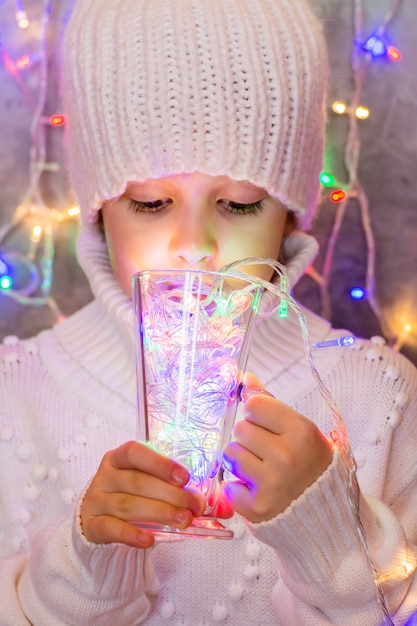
16;55;32;70
320;172;335;187
350;287;366;300
0;275;13;290
31;225;43;242
66;206;80;218
16;10;29;29
49;115;66;126
388;46;401;62
331;190;346;203
278;275;289;319
332;101;347;115
338;335;355;347
355;106;370;120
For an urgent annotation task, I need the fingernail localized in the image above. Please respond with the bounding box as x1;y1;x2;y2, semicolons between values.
172;466;188;485
174;510;189;525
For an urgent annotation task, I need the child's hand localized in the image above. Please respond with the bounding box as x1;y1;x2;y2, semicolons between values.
80;441;205;548
221;381;334;523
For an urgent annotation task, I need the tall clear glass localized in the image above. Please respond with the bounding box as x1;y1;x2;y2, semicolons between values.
132;269;262;538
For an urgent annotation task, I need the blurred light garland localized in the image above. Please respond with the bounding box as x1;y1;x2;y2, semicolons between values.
315;5;409;619
0;0;79;320
314;0;405;351
0;0;413;358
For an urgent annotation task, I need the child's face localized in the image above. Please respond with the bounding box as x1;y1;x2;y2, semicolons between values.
102;172;287;297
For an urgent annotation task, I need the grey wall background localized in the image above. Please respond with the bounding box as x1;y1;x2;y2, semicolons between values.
1;0;416;366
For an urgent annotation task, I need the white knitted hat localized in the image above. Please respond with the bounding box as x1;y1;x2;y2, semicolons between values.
61;0;328;231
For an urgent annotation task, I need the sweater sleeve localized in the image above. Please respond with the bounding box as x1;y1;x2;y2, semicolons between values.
8;499;158;626
248;450;417;625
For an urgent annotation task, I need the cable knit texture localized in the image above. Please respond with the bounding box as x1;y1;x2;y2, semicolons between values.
60;0;328;231
1;232;417;625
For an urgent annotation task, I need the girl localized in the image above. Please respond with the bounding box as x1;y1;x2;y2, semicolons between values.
1;1;416;624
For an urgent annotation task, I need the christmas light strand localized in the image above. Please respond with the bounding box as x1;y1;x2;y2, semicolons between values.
0;0;413;358
317;0;405;349
0;0;79;318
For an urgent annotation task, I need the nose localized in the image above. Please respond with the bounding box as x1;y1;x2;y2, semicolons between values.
169;213;217;268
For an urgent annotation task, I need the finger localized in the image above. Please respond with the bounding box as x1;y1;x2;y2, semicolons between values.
223;479;282;524
241;371;263;388
243;397;333;466
243;393;297;434
232;419;275;460
92;476;204;518
109;441;190;486
82;494;198;544
239;372;275;402
106;493;197;526
222;441;263;486
233;411;332;479
83;513;156;548
221;480;262;523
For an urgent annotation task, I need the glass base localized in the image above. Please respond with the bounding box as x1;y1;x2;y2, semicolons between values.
132;517;234;539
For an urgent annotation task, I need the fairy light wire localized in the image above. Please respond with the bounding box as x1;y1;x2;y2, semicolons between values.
137;270;261;503
23;0;52;207
319;0;403;351
320;194;349;321
379;0;403;35
1;0;410;359
221;256;352;459
219;256;395;625
0;0;67;318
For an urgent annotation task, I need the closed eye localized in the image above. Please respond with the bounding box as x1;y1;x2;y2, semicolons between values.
127;197;265;215
218;199;265;216
128;198;173;213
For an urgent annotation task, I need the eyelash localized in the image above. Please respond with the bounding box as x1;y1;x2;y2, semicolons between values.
128;199;170;213
219;199;264;215
128;199;265;216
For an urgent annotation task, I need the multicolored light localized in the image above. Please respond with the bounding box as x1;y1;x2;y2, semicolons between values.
49;115;66;127
362;33;402;62
350;287;366;300
331;190;347;203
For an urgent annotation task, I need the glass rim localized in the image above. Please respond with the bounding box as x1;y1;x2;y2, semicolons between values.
132;268;263;286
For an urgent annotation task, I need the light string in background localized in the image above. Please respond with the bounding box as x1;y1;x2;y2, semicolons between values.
0;0;414;359
0;0;80;317
221;256;399;626
314;0;407;352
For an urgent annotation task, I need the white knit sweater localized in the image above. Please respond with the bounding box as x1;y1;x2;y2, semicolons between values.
1;232;417;626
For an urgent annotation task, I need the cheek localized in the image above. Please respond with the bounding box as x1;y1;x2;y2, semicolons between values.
259;231;283;259
104;220;170;297
226;218;285;281
232;224;283;263
103;221;143;297
259;213;286;258
105;237;134;296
